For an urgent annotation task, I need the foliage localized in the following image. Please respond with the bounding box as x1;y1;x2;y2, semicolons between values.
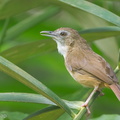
0;0;120;120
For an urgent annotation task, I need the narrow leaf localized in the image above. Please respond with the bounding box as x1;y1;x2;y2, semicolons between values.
114;49;120;74
0;111;28;120
0;92;84;110
0;18;10;49
0;40;56;63
90;114;120;120
59;0;120;26
0;56;75;118
0;0;53;19
1;6;60;41
24;106;64;120
79;26;120;42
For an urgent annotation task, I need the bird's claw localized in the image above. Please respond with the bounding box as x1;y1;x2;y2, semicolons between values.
81;103;91;115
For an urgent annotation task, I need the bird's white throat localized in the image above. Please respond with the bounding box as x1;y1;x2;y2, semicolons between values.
56;41;68;58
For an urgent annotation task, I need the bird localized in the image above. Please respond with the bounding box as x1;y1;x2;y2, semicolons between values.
40;27;120;109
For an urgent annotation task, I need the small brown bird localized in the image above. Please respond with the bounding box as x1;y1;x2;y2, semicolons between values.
40;27;120;107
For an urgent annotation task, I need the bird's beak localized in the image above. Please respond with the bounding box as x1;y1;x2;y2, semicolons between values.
40;31;56;37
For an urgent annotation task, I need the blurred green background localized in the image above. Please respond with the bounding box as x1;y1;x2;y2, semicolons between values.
0;0;120;120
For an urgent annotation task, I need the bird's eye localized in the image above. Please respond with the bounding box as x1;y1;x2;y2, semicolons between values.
60;31;67;36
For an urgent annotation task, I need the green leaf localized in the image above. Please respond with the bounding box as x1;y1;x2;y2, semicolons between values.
0;111;28;120
114;49;120;74
0;18;10;48
0;40;56;63
0;0;53;19
24;106;64;120
59;0;120;26
57;112;72;120
90;114;120;120
79;26;120;42
1;6;60;42
0;92;84;109
0;56;75;118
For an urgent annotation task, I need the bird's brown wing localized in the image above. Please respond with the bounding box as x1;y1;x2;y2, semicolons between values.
66;51;118;85
85;53;118;84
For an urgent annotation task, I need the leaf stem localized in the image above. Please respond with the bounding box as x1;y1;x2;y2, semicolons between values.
74;107;86;120
73;91;100;120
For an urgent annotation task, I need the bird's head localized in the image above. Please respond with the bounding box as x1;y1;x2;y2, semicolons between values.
40;27;85;57
40;27;80;46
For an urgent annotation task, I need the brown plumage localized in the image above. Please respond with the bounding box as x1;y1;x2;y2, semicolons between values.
40;27;120;101
65;39;120;100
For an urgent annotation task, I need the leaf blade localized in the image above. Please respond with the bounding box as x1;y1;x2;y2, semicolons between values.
79;26;120;42
0;56;75;118
90;114;120;120
0;92;83;109
0;111;28;120
0;0;52;19
0;40;56;63
24;106;64;120
0;6;60;42
59;0;120;26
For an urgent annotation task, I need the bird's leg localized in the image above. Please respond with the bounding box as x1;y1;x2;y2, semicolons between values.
81;86;99;114
97;89;104;96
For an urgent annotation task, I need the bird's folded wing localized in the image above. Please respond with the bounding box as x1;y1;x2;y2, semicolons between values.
67;52;118;85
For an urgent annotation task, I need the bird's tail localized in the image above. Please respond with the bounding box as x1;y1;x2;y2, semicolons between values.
109;84;120;101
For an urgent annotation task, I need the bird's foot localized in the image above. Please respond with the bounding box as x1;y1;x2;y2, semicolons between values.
81;103;91;115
